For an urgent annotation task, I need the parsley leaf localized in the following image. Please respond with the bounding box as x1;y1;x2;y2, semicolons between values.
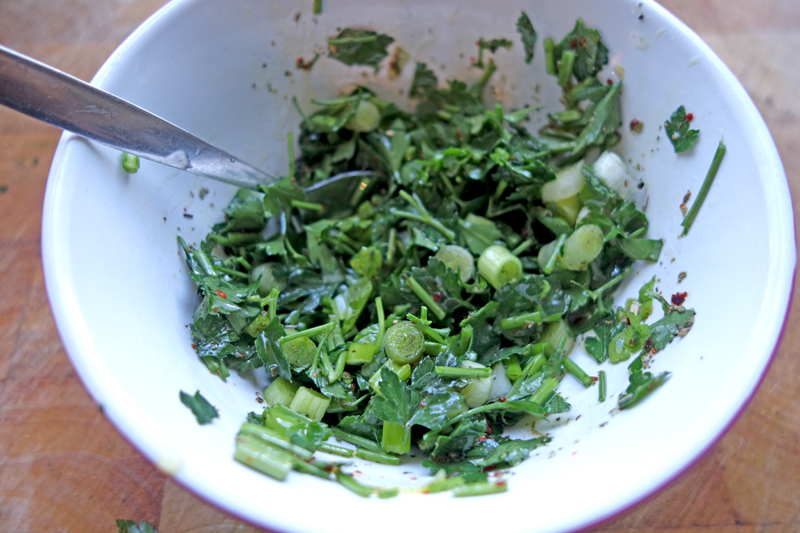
179;390;219;425
372;366;421;425
555;19;609;81
409;62;439;98
664;105;699;153
516;12;537;64
254;317;292;381
327;28;394;71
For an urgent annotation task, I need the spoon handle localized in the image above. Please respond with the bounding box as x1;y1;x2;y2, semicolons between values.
0;45;273;189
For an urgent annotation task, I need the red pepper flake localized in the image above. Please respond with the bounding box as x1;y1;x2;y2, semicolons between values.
494;481;507;487
644;337;654;352
626;317;631;326
191;344;196;349
420;401;427;408
579;38;587;47
606;78;614;85
478;435;487;442
686;112;694;122
212;307;220;313
570;39;577;49
214;290;228;299
498;397;506;403
432;291;445;303
671;292;687;305
485;422;493;435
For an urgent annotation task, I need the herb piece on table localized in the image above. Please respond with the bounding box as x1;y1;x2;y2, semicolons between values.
121;152;139;174
180;390;219;424
327;28;394;71
116;519;159;533
516;12;537;64
665;105;699;153
472;38;512;68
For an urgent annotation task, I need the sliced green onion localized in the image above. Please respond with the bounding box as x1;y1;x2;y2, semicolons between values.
121;152;139;173
541;320;575;357
459;362;493;408
385;321;425;364
559;224;604;271
346;100;381;133
347;342;377;365
478;245;523;290
289;386;331;422
262;377;300;407
282;336;317;368
434;244;475;282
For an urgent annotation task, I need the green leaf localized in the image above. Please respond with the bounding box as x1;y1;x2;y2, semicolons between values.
371;366;421;425
431;416;487;461
516;12;537;63
650;309;695;352
330;277;373;333
350;246;383;278
470;436;550;467
179;390;219;425
328;28;395;71
458;215;502;255
255;317;292;381
555;19;609;81
664;105;699;153
409;62;438;98
222;189;265;231
408;390;467;431
573;82;621;154
616;237;663;262
116;520;159;533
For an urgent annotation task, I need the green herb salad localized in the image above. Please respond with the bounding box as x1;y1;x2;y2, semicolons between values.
178;14;697;497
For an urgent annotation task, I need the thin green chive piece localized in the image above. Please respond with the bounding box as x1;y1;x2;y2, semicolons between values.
681;140;726;236
598;370;607;402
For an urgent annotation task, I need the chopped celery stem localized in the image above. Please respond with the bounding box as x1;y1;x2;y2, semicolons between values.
544;38;557;75
558;50;576;88
531;377;559;405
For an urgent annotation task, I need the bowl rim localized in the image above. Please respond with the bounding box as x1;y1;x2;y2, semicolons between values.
41;0;797;531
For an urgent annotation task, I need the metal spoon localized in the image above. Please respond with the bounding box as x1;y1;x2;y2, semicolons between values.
0;45;381;199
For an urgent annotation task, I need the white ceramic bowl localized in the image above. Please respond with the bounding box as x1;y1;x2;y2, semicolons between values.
42;1;795;532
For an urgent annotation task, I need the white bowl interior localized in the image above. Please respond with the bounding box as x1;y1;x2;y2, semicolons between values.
42;1;795;532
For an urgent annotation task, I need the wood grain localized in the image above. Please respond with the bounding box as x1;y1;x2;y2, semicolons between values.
0;1;797;531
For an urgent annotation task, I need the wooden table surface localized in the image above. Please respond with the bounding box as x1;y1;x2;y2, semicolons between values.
1;1;798;531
